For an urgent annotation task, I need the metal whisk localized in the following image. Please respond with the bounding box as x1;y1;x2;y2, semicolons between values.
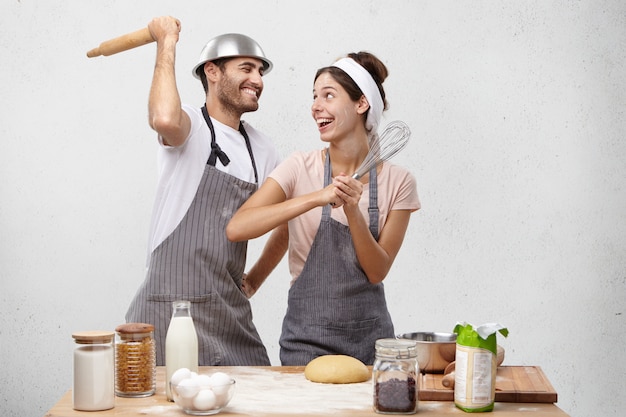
352;120;411;179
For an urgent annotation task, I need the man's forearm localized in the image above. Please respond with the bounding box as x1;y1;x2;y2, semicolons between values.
243;223;289;297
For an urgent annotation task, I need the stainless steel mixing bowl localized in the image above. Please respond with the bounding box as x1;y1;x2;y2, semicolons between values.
192;33;273;78
396;332;457;373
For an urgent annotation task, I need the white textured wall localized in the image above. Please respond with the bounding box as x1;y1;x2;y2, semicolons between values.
1;1;624;416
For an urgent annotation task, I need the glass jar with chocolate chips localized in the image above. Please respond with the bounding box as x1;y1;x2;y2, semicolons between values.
115;323;156;397
373;338;419;414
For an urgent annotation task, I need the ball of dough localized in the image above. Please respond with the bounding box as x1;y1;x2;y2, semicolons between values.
304;355;370;384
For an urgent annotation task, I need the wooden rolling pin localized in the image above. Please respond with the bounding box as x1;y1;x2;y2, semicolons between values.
86;27;154;58
441;345;505;389
442;362;456;388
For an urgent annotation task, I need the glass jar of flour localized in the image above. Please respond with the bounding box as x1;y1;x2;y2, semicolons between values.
72;330;115;411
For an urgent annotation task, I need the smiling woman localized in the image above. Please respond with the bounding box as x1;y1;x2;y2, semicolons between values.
226;51;421;367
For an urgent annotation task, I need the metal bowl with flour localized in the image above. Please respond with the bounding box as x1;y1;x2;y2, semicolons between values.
396;332;457;373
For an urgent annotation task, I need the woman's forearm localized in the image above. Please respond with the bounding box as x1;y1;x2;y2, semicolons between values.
346;209;411;284
345;209;391;284
227;188;324;241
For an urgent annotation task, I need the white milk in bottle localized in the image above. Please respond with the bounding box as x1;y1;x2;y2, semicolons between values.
165;300;199;401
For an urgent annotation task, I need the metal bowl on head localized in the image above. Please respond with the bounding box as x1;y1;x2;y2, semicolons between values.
192;33;273;79
396;332;457;373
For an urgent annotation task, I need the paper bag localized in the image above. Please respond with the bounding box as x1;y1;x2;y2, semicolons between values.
453;322;508;412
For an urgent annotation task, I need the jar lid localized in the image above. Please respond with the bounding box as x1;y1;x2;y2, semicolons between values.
375;338;418;358
115;323;155;334
72;330;114;344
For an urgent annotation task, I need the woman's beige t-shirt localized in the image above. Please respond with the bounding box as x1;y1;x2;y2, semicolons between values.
269;149;421;285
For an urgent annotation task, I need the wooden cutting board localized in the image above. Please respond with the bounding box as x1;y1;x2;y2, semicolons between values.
418;366;558;403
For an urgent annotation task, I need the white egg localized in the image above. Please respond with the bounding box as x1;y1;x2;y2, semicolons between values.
189;371;199;379
209;371;231;386
214;389;231;407
170;368;192;386
211;380;233;401
196;373;211;388
209;372;232;396
193;389;217;411
176;395;195;409
176;377;200;399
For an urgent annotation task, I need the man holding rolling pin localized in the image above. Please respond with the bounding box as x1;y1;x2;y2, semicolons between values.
125;16;287;366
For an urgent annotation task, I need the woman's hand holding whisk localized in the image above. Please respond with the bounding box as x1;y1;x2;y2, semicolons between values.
332;174;363;210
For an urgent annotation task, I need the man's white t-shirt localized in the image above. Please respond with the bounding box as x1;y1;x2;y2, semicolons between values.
147;104;280;255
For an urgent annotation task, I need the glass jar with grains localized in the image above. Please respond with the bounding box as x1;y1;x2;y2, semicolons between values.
115;323;156;397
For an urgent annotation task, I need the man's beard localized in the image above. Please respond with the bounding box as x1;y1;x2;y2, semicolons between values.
217;73;260;116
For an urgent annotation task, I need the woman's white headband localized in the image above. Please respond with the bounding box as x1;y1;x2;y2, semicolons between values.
332;57;384;135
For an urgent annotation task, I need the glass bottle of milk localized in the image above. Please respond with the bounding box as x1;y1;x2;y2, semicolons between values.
165;300;199;401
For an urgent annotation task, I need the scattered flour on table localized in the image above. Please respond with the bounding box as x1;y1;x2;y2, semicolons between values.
137;404;181;415
227;367;372;414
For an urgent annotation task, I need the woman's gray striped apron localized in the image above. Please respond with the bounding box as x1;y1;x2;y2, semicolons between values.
279;152;394;366
126;109;270;366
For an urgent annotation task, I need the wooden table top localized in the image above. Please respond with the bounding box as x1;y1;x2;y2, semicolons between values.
45;366;570;417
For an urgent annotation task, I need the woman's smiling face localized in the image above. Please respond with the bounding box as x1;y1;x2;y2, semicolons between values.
311;72;362;142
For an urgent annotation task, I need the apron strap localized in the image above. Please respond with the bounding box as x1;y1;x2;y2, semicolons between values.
237;121;259;184
322;149;379;239
202;105;231;167
322;150;333;220
368;166;379;240
201;105;259;184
